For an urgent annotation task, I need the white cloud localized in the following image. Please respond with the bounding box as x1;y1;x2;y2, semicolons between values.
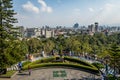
38;0;47;7
22;1;40;14
38;0;53;13
88;8;94;12
47;7;53;13
93;3;120;25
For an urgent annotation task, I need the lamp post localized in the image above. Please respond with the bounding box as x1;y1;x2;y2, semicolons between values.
105;60;108;76
29;45;32;54
113;54;116;78
104;57;109;80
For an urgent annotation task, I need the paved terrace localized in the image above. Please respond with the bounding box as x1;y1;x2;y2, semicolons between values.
0;68;101;80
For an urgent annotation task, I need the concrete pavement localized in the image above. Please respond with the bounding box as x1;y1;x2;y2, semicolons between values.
9;68;100;80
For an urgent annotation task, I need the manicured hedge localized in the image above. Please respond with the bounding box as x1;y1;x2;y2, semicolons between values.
22;56;99;74
22;61;31;67
23;57;56;68
23;56;95;68
64;56;95;68
40;57;56;63
22;63;99;73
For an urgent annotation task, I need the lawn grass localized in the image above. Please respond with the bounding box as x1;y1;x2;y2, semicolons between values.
0;71;16;78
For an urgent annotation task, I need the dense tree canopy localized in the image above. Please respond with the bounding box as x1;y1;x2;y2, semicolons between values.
27;33;120;57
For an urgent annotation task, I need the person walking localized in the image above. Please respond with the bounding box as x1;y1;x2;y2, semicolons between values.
28;65;31;76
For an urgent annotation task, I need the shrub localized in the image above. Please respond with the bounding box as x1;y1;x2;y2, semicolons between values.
22;61;31;67
23;57;56;68
41;57;56;63
22;63;99;74
64;56;95;68
107;74;120;80
92;62;104;69
22;56;99;74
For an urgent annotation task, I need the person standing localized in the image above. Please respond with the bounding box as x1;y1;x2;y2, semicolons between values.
18;62;22;73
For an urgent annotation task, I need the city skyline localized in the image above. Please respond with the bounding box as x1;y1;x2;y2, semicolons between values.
13;0;120;27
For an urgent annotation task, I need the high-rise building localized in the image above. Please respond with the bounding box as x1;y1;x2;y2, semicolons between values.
73;23;79;28
26;28;35;38
95;22;99;32
35;28;41;37
26;28;41;38
88;24;95;33
45;29;54;38
41;28;45;36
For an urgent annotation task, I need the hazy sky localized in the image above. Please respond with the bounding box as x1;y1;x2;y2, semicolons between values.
13;0;120;27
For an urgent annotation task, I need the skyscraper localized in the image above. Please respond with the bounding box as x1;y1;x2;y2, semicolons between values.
73;23;79;28
88;24;95;33
95;22;99;32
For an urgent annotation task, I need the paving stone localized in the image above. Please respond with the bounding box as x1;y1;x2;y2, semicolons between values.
8;68;100;80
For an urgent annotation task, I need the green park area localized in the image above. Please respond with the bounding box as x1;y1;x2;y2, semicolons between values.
0;0;120;79
1;56;120;80
0;56;100;79
0;71;16;78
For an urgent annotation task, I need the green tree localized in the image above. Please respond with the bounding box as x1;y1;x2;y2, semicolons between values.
27;38;41;54
0;0;17;68
109;44;120;76
98;44;120;76
44;39;55;55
